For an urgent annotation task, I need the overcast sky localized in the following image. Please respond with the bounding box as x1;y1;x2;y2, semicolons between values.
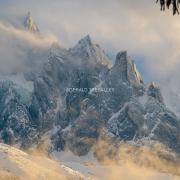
1;0;180;112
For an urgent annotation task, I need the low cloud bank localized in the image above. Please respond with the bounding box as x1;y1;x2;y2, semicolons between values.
0;21;57;75
93;137;180;180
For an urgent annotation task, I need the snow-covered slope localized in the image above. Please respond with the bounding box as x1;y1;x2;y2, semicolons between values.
0;143;93;180
0;143;178;180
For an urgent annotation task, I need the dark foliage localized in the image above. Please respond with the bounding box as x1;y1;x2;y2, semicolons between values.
156;0;180;15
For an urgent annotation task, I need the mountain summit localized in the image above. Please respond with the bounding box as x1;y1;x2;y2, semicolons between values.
110;51;144;85
70;35;112;68
24;12;40;33
0;16;179;159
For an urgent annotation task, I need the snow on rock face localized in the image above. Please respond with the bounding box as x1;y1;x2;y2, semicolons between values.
113;51;144;85
70;35;112;68
148;82;164;104
138;93;149;107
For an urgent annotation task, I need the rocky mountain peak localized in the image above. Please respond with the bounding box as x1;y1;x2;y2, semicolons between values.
24;11;40;33
148;82;164;103
78;35;92;46
70;35;112;68
70;35;93;54
149;82;158;89
115;51;127;66
111;51;143;84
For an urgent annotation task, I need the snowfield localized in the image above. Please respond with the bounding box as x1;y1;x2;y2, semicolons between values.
0;143;179;180
0;143;91;180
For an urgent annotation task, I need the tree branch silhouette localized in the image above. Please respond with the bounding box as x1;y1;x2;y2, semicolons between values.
156;0;180;15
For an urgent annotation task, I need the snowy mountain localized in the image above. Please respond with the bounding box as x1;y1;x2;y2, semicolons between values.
0;13;180;179
0;143;93;180
70;35;112;68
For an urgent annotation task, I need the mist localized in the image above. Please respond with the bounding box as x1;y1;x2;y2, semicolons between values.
0;21;57;75
93;138;180;180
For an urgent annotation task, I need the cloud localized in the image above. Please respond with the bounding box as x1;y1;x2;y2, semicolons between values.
94;138;180;180
0;0;179;74
0;21;57;75
0;22;57;46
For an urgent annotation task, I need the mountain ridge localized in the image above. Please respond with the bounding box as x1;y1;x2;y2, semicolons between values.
0;13;179;159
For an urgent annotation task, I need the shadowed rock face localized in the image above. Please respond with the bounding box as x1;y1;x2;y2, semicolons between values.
112;51;144;85
0;15;179;155
148;82;164;104
113;51;128;82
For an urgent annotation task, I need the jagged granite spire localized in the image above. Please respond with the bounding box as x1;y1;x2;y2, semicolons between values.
24;12;40;33
111;51;144;85
77;35;92;47
115;51;128;81
115;51;127;65
70;35;93;58
70;35;112;68
148;82;164;103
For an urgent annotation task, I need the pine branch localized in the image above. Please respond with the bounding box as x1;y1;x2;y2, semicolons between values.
156;0;180;15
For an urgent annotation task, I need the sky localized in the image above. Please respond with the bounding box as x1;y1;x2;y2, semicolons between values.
1;0;180;113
